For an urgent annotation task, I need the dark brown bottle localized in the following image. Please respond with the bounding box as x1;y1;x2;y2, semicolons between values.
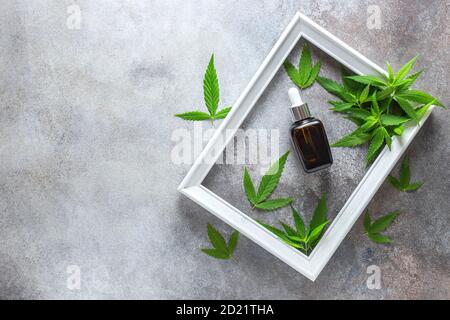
288;88;333;173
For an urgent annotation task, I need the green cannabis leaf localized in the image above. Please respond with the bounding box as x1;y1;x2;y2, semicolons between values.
284;44;321;89
243;151;293;211
363;210;399;244
258;193;329;255
175;54;231;123
317;77;355;103
318;57;446;164
201;224;239;261
387;155;423;191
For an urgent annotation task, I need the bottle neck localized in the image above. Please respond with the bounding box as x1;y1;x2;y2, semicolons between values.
290;103;311;122
293;116;314;124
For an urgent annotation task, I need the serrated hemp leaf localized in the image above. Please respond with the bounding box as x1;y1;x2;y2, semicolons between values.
203;54;220;116
387;156;423;192
213;106;232;119
175;54;231;123
394;56;417;83
363;210;398;244
201;224;239;261
243;168;257;204
284;44;321;89
366;127;385;163
256;151;289;203
309;193;328;231
254;198;293;210
175;111;212;121
331;130;371;147
258;194;329;255
317;76;355;102
243;152;292;211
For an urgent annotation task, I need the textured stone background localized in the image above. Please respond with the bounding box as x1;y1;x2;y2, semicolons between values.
0;0;448;299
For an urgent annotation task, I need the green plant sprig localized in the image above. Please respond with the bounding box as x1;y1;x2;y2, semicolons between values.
363;210;399;244
243;151;293;211
284;44;321;89
317;57;445;164
387;155;423;192
258;193;329;255
175;54;231;123
201;224;239;261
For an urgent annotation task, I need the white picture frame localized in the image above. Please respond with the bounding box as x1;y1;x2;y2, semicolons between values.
178;12;434;281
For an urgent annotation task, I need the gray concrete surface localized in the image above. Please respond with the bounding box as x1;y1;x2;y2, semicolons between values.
0;0;448;299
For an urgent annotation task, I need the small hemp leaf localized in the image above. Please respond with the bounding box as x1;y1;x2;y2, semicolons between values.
284;44;321;90
387;155;423;192
363;210;399;244
258;193;329;255
243;151;293;211
175;54;232;123
201;224;239;261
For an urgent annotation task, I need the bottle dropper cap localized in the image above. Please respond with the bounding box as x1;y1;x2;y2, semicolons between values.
288;87;311;122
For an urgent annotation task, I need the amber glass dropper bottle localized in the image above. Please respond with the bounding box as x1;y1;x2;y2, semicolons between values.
288;87;333;173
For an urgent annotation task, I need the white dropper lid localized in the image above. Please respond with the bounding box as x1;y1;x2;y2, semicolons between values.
288;87;304;106
288;87;311;121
